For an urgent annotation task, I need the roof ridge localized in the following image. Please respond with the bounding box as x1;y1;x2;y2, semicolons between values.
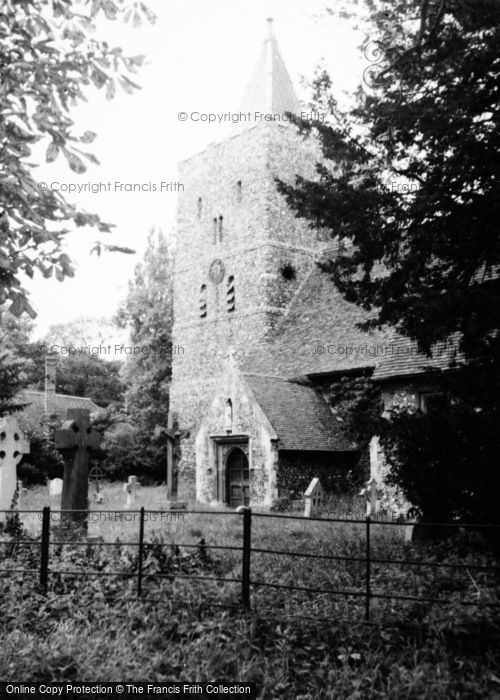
243;372;289;381
22;389;99;403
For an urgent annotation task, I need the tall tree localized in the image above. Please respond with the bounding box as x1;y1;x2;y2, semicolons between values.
0;311;34;416
278;0;500;382
117;227;174;432
0;0;152;317
278;0;500;522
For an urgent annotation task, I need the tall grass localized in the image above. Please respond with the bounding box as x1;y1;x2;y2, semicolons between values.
1;483;499;697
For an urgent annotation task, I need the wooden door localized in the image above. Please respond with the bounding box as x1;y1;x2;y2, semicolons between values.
226;448;250;508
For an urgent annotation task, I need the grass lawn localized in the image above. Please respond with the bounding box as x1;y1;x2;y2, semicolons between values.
1;483;499;697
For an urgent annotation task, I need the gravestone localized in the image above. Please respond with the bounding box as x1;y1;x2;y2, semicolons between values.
365;478;379;518
304;477;325;517
0;417;30;524
55;408;100;527
48;477;63;497
89;465;105;503
14;480;26;510
123;475;138;509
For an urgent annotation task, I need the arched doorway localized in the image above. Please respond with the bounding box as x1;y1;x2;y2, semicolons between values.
226;447;250;508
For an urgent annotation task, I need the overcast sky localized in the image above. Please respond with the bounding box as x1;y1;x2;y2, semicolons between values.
26;0;366;338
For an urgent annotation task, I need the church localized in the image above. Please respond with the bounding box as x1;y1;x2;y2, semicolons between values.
169;20;455;508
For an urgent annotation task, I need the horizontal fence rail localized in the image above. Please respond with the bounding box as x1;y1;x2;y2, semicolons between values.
0;507;499;621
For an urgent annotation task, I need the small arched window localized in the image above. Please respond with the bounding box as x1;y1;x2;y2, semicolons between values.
226;275;235;312
218;215;223;242
197;197;203;219
199;284;207;318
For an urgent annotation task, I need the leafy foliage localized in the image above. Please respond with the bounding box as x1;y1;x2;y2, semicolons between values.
0;311;34;416
116;227;174;432
18;427;65;485
0;0;154;316
0;508;499;696
279;0;500;363
278;0;500;522
87;232;174;482
90;407;167;482
380;398;500;524
277;451;361;500
326;374;383;445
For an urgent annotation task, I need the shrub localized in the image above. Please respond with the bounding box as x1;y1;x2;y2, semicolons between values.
18;428;65;486
380;401;500;524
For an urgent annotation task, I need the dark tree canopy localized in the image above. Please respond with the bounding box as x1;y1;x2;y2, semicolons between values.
278;0;500;523
279;0;500;365
0;0;153;317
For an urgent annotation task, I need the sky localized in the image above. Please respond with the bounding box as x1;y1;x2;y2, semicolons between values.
25;0;367;339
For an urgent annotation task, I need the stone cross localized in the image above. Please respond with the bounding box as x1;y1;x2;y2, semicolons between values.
55;408;100;526
161;411;187;511
304;477;325;518
89;465;105;503
123;475;137;509
0;417;30;523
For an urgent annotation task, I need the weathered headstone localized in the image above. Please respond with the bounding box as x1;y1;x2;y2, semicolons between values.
0;417;29;523
14;480;27;511
123;475;138;509
365;478;379;518
158;411;187;511
48;477;63;497
304;477;324;517
55;408;100;527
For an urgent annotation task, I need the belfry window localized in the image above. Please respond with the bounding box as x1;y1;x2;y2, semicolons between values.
199;284;207;318
226;275;235;312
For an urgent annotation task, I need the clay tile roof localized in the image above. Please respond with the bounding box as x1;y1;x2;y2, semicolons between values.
19;390;103;415
242;265;394;378
372;332;462;381
244;374;355;451
243;264;462;382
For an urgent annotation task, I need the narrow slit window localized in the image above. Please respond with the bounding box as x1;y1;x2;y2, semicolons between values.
226;275;235;312
199;284;207;318
197;197;203;219
212;218;217;244
236;180;242;202
218;215;223;242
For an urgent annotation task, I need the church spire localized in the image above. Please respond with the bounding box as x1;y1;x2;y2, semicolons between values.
238;19;301;118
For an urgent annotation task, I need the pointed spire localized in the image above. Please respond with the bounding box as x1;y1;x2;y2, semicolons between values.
238;19;301;118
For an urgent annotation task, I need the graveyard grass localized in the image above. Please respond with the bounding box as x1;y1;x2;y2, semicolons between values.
1;483;500;699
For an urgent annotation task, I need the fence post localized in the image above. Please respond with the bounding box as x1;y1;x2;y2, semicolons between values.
40;506;51;593
241;507;252;608
137;507;145;597
365;515;371;621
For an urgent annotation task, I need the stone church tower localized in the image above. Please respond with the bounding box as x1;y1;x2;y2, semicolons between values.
170;20;327;498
